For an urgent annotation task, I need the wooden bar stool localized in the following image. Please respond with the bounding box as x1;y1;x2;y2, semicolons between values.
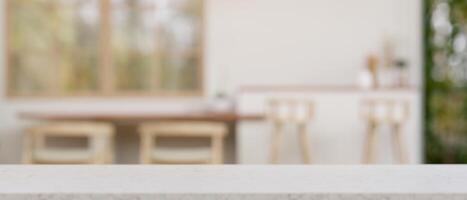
268;99;314;164
361;99;410;164
139;121;227;164
22;122;115;164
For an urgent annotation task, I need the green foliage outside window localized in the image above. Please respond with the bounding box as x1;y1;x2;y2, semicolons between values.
425;0;467;163
8;0;203;96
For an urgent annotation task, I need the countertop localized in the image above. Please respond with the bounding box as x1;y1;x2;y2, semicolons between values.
0;165;466;199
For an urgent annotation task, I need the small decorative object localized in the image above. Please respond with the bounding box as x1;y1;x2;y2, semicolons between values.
378;67;395;88
378;38;396;88
209;91;234;113
382;38;396;69
357;66;373;89
367;55;380;89
394;59;409;88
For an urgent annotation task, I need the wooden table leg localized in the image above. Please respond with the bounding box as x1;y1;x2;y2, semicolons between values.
211;136;224;164
22;130;33;164
140;132;154;164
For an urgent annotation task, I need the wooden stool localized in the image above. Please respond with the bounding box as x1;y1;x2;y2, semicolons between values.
361;99;410;164
268;99;314;164
23;122;115;164
139;121;227;164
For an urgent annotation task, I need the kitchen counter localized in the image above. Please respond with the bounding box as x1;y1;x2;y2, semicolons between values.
0;165;466;199
236;89;421;164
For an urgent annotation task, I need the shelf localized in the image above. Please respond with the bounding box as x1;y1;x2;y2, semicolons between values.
239;85;420;93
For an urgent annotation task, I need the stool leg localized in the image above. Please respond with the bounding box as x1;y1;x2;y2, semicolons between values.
392;123;408;164
363;122;378;164
34;134;46;151
270;122;283;164
211;136;224;164
90;135;106;164
22;132;34;164
109;135;115;164
140;132;153;164
104;134;114;164
298;123;311;164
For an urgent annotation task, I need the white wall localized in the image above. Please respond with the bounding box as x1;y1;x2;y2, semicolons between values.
206;0;422;94
0;0;422;163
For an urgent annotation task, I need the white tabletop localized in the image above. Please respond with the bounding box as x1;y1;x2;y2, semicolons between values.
0;165;466;194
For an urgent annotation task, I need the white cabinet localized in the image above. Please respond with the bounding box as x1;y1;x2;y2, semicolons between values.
236;88;422;164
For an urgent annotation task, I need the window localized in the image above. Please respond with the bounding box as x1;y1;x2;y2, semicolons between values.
6;0;204;97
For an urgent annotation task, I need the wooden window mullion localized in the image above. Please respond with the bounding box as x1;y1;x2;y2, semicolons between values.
5;0;12;96
99;0;113;95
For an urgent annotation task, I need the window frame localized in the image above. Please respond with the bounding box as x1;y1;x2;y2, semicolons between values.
4;0;205;98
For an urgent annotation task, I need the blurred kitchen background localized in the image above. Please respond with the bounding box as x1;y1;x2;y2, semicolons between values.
0;0;465;164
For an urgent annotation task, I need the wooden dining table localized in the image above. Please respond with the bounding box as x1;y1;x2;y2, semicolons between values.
18;111;264;123
18;111;265;164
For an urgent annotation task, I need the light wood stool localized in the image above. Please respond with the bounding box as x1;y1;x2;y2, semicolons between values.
268;99;314;164
361;99;410;164
139;121;227;164
23;122;115;164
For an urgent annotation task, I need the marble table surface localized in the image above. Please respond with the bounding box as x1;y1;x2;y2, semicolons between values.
0;165;466;199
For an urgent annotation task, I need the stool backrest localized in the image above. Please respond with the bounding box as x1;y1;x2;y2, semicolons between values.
360;99;410;124
29;122;114;137
267;99;314;123
139;122;227;138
